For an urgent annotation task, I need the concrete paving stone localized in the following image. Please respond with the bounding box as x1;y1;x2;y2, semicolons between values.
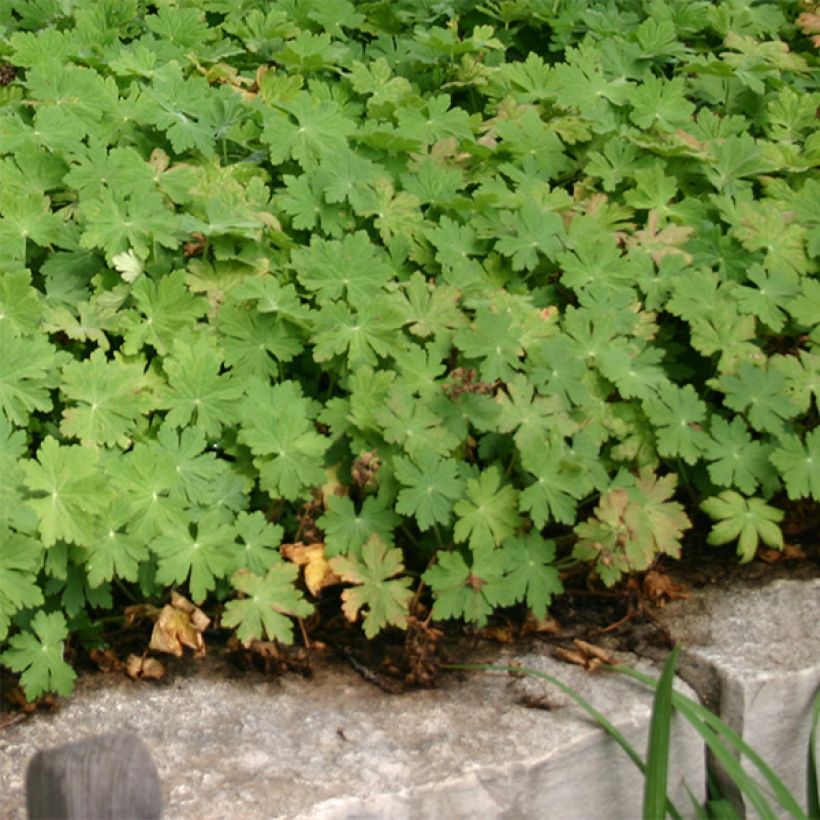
0;647;704;819
655;577;820;816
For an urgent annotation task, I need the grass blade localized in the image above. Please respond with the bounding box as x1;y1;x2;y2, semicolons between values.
808;688;820;819
443;662;683;820
698;719;779;820
703;798;740;820
687;787;740;820
615;664;807;820
644;645;680;820
703;770;741;820
686;785;711;820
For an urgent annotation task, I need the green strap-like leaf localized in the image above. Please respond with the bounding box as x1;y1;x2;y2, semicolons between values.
644;645;680;820
617;665;807;820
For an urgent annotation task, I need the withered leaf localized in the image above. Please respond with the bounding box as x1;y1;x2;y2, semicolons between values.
170;590;211;632
281;542;341;596
124;603;161;627
247;640;281;659
89;648;123;673
475;623;517;643
757;543;806;564
573;639;619;665
554;639;619;671
553;646;590;668
521;614;562;636
7;686;59;713
149;592;210;657
351;450;382;489
126;655;165;681
643;569;689;606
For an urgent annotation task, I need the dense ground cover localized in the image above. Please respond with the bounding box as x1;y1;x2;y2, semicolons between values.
0;0;817;699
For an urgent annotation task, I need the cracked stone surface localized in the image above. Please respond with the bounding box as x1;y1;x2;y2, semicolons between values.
654;576;820;814
0;647;703;820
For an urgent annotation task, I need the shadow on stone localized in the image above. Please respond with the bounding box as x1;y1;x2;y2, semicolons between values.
26;732;162;819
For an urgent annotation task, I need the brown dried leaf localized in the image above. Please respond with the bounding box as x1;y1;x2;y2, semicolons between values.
295;495;324;543
281;542;341;596
521;614;562;636
475;623;516;643
642;570;690;607
404;616;442;687
782;542;807;560
554;640;618;671
170;590;211;632
6;686;59;713
229;636;313;677
88;648;123;673
125;655;165;681
351;450;382;489
123;603;161;627
183;232;207;257
757;543;807;564
149;593;210;657
552;646;589;667
247;640;281;659
573;639;619;665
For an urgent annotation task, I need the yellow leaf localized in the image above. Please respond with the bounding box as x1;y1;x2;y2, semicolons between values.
281;542;341;596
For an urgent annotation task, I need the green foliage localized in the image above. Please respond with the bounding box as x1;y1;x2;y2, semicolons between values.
393;451;464;530
701;491;784;563
0;611;76;700
329;535;414;638
150;509;241;603
221;564;313;646
318;495;400;557
422;543;510;627
453;466;521;552
0;527;43;641
0;0;818;696
497;534;564;621
20;438;112;548
770;430;820;500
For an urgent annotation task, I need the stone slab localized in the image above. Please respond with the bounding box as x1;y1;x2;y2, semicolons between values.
655;577;820;816
0;647;704;819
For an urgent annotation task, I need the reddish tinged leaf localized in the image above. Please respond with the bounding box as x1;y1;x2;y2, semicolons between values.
329;536;413;638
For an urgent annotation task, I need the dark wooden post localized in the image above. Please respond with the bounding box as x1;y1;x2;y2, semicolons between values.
25;732;162;819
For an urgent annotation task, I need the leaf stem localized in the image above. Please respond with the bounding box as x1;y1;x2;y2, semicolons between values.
113;578;139;604
399;523;420;549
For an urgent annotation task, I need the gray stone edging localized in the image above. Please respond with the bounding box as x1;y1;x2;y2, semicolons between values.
1;576;817;819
